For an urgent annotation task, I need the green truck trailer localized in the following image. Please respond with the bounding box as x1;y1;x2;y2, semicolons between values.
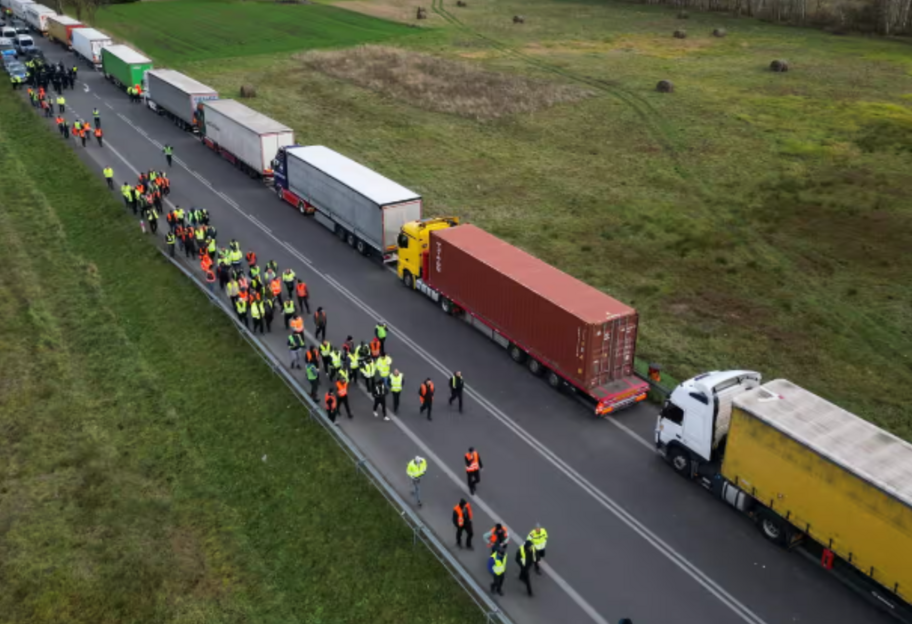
101;44;152;92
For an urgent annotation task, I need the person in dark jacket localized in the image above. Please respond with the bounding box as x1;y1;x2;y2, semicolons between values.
449;371;465;413
516;539;536;597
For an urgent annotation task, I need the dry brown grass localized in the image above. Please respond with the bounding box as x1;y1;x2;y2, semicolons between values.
297;45;592;120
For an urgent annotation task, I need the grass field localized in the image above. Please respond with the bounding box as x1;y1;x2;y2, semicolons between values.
94;0;420;63
93;0;912;439
0;89;483;623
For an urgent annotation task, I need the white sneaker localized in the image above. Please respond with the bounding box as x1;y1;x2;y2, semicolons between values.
383;416;390;421
373;411;378;417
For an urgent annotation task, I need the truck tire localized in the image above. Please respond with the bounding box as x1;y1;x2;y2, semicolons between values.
355;238;368;256
528;358;544;376
547;371;561;389
336;226;347;242
509;345;526;364
440;297;453;315
668;447;693;479
347;232;356;248
298;201;307;215
402;271;414;289
757;510;789;547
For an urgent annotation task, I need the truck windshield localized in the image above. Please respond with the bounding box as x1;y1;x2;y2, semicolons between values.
660;400;684;425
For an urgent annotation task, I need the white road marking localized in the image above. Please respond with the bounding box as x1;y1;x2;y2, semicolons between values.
71;96;770;624
248;214;271;234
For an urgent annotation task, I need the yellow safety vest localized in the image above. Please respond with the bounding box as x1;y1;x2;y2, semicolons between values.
320;343;332;357
376;356;391;377
528;529;548;551
389;373;403;392
491;553;506;575
407;459;427;479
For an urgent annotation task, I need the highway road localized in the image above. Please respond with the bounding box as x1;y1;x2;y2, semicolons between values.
22;36;899;624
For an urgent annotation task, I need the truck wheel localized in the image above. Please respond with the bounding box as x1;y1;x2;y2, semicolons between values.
275;185;283;200
336;226;347;242
440;297;453;315
298;201;307;214
355;238;368;256
528;358;544;376
509;345;526;364
668;447;692;479
347;232;356;248
757;510;789;547
547;371;561;389
402;271;414;289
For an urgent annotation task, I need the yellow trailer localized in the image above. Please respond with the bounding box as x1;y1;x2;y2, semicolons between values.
724;379;912;613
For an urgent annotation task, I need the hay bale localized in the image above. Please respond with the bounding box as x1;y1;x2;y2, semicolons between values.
456;0;467;6
656;79;674;93
513;15;525;24
677;10;689;18
769;59;789;72
673;29;687;39
713;28;727;37
416;7;427;19
239;84;257;98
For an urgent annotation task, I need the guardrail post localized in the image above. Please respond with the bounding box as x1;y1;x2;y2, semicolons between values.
355;458;367;475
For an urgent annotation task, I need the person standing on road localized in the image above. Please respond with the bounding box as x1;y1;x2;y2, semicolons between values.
251;298;265;335
163;144;173;167
465;446;482;496
372;377;389;420
282;299;295;330
407;456;427;508
235;297;248;328
376;353;392;390
319;340;333;375
449;371;465;413
56;94;64;113
263;297;275;333
121;183;133;211
361;356;376;396
336;374;352;419
484;523;509;552
324;390;339;426
375;321;388;355
489;544;507;596
306;360;320;401
313;307;327;342
93;107;100;128
94;126;103;147
453;498;474;550
79;125;87;148
282;268;296;299
389;369;404;413
295;279;310;313
288;333;303;369
527;524;548;575
330;348;343;383
516;539;537;597
419;378;435;421
166;231;176;257
103;167;114;190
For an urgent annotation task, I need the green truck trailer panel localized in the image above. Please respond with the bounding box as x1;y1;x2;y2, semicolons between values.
723;379;912;603
101;46;153;89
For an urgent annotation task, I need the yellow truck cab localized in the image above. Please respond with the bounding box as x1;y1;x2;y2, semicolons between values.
396;217;460;289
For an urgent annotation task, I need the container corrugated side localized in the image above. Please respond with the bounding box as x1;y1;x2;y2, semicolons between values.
722;407;912;604
427;225;638;388
147;70;218;125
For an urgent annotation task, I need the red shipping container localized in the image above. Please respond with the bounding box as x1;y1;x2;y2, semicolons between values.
428;225;643;405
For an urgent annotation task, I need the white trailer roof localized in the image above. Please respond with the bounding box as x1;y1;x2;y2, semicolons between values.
73;28;110;41
736;379;912;509
148;69;216;95
204;99;291;136
287;145;420;206
28;5;55;13
49;15;81;25
104;44;150;65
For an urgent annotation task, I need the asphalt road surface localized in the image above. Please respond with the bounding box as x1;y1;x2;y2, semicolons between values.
22;37;899;624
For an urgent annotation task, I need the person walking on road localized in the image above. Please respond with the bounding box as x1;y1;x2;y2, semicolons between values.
319;340;333;375
449;371;465;413
264;297;275;333
527;524;548;575
56;95;65;113
336;372;353;419
419;378;435;421
376;353;392;390
465;447;482;496
166;231;176;257
516;539;537;597
295;279;310;314
282;268;296;299
94;126;103;147
103;167;114;190
489;544;507;596
484;523;509;552
288;333;303;369
407;456;427;508
361;356;376;395
313;307;327;342
163;144;173;167
324;390;339;426
235;297;248;328
453;498;474;550
93;107;101;128
389;369;404;413
372;377;389;421
375;321;388;355
282;299;295;330
306;360;320;401
251;298;265;335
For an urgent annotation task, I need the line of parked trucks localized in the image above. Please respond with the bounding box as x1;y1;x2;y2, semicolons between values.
9;3;912;620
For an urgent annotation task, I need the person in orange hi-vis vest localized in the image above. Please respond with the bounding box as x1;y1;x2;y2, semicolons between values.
453;499;474;550
335;377;353;419
464;446;483;496
270;277;283;303
419;378;435;421
295;279;310;313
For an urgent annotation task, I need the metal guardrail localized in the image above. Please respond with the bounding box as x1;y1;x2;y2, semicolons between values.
159;249;513;624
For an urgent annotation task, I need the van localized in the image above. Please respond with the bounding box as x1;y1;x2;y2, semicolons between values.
14;33;33;54
1;26;16;39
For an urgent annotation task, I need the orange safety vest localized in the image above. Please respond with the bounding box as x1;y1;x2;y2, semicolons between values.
370;338;381;358
205;270;216;283
290;316;304;333
239;290;249;303
246;251;256;265
296;282;307;297
488;526;508;546
454;502;473;526
420;381;434;403
200;258;211;272
465;451;480;473
324;394;337;411
270;279;281;296
238;276;248;291
336;380;348;397
94;128;102;138
305;349;317;363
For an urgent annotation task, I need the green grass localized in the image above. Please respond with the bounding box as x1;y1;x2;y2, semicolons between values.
93;0;912;439
0;89;483;623
93;0;420;63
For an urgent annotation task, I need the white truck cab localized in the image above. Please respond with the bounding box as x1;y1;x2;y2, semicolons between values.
655;370;761;475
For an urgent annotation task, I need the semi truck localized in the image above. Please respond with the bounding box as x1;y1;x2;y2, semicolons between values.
101;44;152;92
655;371;912;622
46;15;82;49
145;69;218;132
24;3;54;35
199;99;294;178
71;27;110;67
8;0;33;21
397;221;649;415
272;145;422;261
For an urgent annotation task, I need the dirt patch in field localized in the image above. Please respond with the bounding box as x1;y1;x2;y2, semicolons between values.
298;46;592;120
340;0;440;23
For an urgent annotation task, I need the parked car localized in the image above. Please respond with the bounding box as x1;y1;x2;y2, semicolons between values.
5;59;27;80
14;33;35;55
